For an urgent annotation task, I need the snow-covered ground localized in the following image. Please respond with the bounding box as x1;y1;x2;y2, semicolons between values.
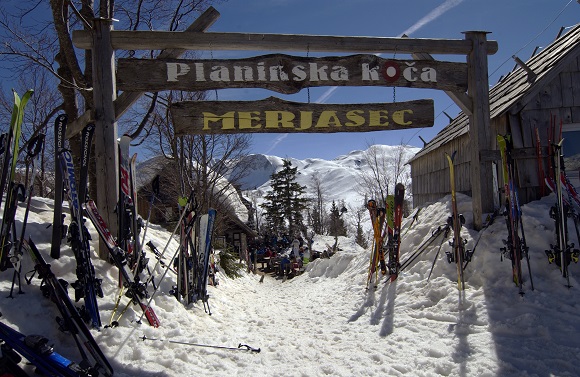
2;192;580;376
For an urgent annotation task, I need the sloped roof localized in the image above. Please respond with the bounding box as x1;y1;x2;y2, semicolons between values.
410;23;580;162
135;155;252;226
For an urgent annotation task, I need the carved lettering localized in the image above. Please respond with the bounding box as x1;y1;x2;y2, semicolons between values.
170;98;434;135
166;62;190;82
120;55;463;93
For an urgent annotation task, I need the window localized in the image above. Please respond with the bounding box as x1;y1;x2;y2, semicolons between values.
562;123;580;188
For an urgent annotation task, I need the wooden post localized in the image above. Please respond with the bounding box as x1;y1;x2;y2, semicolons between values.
464;31;493;230
114;6;220;119
92;18;119;259
66;6;220;139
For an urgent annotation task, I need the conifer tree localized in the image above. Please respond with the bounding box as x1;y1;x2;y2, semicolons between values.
261;159;308;236
353;205;368;248
328;200;348;237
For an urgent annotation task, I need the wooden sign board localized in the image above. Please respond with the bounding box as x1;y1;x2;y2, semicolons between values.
170;97;434;135
118;54;467;94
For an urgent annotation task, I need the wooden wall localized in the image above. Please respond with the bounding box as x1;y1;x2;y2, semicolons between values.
411;55;580;209
511;55;580;204
411;133;472;207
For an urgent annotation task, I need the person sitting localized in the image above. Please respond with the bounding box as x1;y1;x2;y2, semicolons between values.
279;255;291;276
289;255;303;276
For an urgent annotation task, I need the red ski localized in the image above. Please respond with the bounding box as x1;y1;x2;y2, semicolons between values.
388;183;405;282
85;199;160;327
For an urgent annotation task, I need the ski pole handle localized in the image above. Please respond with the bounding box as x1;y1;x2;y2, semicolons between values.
238;344;261;353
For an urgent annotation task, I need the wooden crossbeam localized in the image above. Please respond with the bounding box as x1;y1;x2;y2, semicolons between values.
73;30;498;56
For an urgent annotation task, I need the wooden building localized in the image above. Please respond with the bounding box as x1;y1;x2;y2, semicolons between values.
135;156;257;250
409;24;580;209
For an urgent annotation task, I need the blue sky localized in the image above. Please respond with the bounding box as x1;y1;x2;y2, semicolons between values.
198;0;580;160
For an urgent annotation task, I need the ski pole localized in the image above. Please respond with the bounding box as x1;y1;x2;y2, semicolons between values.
136;194;197;325
427;225;451;281
142;191;196;286
399;225;444;272
139;336;260;353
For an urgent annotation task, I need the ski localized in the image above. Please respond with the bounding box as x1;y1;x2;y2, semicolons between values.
545;139;578;286
535;127;546;197
136;175;159;281
84;199;160;327
6;134;45;296
51;114;68;259
23;238;113;376
388;183;405;281
138;193;197;324
0;90;33;270
497;135;528;294
445;152;468;290
139;176;159;252
196;209;216;310
79;124;95;203
0;319;90;377
384;194;395;276
365;199;381;288
175;196;196;304
0;183;24;272
117;135;136;273
513;171;534;292
0;90;33;216
59;142;102;328
371;201;387;276
0;135;43;274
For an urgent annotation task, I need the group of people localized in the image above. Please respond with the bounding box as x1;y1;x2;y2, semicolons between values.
247;234;316;278
279;239;311;277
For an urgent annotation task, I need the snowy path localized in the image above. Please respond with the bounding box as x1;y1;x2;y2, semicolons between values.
4;196;580;376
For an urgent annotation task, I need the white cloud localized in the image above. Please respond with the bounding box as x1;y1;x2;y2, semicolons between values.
314;0;464;104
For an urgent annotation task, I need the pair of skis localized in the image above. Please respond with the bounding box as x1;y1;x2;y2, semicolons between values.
51;118;156;327
496;135;534;295
21;238;113;376
365;183;404;288
544;139;580;286
0;90;34;272
366;198;387;288
174;203;217;310
0;90;47;299
54;119;103;328
445;152;470;290
85;199;160;327
117;135;141;278
50;114;68;259
136;193;216;322
387;183;405;282
2;133;46;297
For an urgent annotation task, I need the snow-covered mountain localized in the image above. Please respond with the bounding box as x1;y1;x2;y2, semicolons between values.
231;144;420;228
134;144;418;229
